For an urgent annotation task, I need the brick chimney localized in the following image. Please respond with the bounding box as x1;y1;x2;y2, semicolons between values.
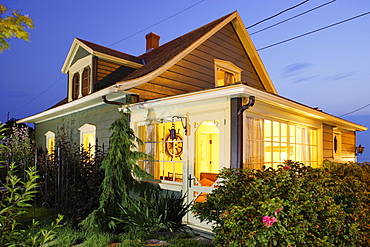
145;32;160;53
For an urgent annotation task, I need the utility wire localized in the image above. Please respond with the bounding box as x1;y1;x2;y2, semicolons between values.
108;0;205;47
339;103;370;117
250;0;336;36
7;74;65;115
246;0;310;29
257;11;370;51
6;1;205;120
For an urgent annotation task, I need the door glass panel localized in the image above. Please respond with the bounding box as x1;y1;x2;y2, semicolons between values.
195;121;219;187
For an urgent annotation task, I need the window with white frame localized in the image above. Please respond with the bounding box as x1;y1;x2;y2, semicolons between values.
244;117;318;169
214;59;242;87
78;123;96;154
138;121;184;183
45;131;55;155
70;65;92;101
333;128;342;157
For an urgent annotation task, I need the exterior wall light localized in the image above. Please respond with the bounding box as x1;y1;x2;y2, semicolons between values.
356;144;365;155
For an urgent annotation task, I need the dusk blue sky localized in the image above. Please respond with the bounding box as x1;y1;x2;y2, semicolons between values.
1;0;370;161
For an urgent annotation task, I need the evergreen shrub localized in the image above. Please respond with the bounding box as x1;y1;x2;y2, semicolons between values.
192;161;370;246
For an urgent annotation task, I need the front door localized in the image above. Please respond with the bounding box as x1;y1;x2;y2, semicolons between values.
186;110;226;229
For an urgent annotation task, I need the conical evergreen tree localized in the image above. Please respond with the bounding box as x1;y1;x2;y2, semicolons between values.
81;110;156;231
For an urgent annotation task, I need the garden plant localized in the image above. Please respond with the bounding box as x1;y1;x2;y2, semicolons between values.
0;124;63;246
192;161;370;246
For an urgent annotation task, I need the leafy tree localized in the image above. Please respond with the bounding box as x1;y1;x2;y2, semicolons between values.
0;4;33;52
80;111;157;231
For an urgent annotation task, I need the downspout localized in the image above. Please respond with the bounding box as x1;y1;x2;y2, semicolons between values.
236;96;255;168
102;95;131;122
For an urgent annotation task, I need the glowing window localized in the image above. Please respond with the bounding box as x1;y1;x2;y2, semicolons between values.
138;121;184;183
78;123;96;154
45;131;55;155
214;59;242;87
244;117;318;169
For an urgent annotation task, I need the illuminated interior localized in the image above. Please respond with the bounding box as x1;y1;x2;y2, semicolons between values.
245;117;318;169
47;138;55;155
45;131;55;155
217;69;235;86
195;121;219;186
83;133;95;151
138;121;184;182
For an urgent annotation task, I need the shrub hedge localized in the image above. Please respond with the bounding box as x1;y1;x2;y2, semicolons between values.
192;161;370;246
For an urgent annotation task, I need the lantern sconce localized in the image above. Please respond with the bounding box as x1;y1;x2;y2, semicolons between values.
169;116;188;140
356;144;365;155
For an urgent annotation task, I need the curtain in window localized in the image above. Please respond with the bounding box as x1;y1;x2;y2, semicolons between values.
244;117;263;169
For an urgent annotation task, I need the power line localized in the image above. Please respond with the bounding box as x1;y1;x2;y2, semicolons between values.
339;103;370;117
246;0;310;29
7;74;65;115
257;11;370;51
4;1;206;120
250;0;336;36
108;0;206;47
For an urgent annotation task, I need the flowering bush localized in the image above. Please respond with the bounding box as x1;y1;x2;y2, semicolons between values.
0;124;36;182
192;162;370;246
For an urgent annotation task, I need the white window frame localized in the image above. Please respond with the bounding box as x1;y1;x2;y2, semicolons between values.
45;131;55;154
78;123;96;151
244;116;318;169
333;128;342;158
214;59;242;87
68;56;92;102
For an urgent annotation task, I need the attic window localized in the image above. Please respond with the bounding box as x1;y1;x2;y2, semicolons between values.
72;73;80;100
214;59;242;87
82;66;91;96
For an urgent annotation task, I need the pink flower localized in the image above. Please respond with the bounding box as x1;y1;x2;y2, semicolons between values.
274;207;283;216
283;165;291;170
262;215;277;227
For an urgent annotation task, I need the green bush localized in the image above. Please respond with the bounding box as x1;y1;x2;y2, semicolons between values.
192;161;370;246
0;163;63;246
112;189;192;233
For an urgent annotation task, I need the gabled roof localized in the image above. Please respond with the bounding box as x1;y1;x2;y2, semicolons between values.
123;12;235;81
61;38;143;73
113;11;277;94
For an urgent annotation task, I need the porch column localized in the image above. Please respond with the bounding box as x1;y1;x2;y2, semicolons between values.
231;97;243;169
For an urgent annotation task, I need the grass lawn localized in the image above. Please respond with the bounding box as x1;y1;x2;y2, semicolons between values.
47;222;214;247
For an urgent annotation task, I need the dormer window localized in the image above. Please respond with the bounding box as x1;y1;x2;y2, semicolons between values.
217;69;235;86
72;72;80;100
82;66;91;96
214;59;242;87
69;64;92;101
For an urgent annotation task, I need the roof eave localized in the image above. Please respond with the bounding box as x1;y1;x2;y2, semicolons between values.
17;86;130;124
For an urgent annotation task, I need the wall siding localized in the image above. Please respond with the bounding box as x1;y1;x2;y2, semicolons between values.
35;104;121;150
95;59;136;91
323;124;333;160
131;23;265;101
341;130;355;159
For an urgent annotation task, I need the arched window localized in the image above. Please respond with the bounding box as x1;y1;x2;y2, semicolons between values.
82;66;91;96
45;131;55;155
78;123;96;155
72;72;80;100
